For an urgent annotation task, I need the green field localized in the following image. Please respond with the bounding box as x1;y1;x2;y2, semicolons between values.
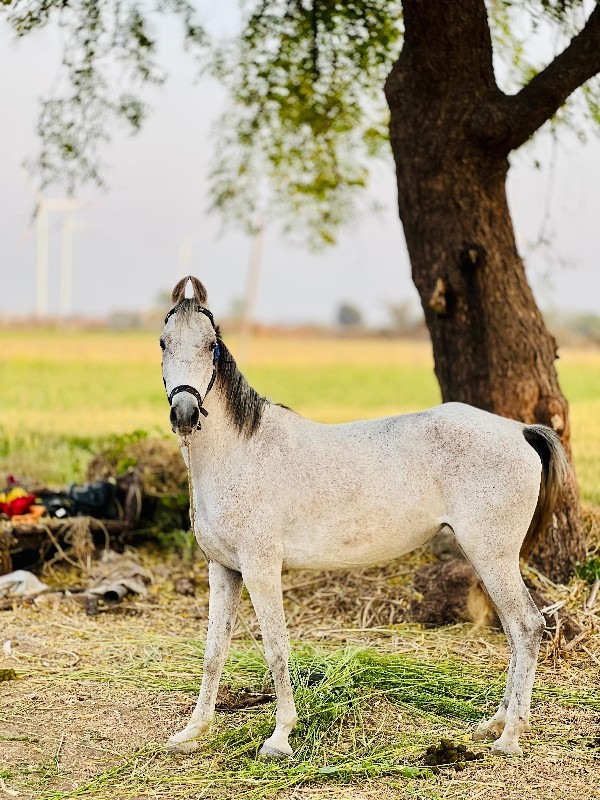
0;329;599;503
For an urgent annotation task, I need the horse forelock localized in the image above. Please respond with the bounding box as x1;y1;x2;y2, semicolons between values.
168;298;208;323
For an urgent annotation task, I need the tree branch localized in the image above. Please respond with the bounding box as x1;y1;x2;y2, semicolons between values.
501;3;600;152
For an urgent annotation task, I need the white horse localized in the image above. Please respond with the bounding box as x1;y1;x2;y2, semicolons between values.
161;276;567;758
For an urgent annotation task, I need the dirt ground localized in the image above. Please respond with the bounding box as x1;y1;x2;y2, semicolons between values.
1;546;599;800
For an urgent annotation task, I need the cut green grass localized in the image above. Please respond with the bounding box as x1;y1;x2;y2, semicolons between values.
19;644;600;800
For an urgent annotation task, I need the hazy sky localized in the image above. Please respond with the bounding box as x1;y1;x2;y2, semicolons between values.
1;3;599;326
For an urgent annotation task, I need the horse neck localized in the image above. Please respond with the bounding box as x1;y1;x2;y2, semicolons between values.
184;384;250;478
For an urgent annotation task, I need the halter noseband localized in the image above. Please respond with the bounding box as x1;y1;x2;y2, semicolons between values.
163;304;221;431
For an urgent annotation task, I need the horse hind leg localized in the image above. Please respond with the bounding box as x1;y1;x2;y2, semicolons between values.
472;610;517;742
455;526;544;755
476;623;533;739
483;574;542;755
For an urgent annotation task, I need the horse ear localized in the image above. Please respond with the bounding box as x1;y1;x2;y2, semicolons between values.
171;277;188;304
189;276;208;305
171;276;208;305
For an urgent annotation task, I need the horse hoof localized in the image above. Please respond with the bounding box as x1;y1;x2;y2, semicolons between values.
473;718;504;741
259;744;291;760
165;737;199;754
491;738;523;757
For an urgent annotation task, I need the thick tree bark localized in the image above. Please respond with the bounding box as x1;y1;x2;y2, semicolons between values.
385;0;587;581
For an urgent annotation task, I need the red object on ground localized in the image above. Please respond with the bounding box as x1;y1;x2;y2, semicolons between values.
0;494;37;517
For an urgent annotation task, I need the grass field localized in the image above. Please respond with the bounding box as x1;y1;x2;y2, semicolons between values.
0;329;599;502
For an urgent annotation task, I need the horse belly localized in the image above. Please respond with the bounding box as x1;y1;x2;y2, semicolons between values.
282;501;442;570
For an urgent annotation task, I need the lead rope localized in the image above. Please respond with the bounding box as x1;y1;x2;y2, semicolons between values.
183;436;196;552
183;434;209;563
182;435;196;537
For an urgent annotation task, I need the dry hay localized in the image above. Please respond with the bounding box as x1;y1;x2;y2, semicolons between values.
1;572;599;800
40;516;97;575
582;502;600;552
1;508;599;800
86;437;186;497
279;549;436;636
1;516;120;590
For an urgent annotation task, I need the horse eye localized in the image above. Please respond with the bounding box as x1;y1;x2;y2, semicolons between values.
209;342;216;351
160;338;166;351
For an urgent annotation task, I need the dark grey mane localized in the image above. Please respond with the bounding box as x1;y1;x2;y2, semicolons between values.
215;336;268;437
169;299;268;437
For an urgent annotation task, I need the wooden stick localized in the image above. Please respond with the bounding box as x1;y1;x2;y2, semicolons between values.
585;578;600;611
562;628;591;652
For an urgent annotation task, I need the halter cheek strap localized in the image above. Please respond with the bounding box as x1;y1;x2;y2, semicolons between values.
163;305;221;430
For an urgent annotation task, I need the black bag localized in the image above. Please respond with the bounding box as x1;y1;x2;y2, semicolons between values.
68;481;120;520
38;481;120;520
38;493;75;519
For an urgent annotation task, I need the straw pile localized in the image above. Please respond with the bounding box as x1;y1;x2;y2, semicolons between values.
1;505;599;799
86;436;187;497
1;566;599;800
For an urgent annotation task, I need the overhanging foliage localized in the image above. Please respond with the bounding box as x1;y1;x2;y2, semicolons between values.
1;0;599;242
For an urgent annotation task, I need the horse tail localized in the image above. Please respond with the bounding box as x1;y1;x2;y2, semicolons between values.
521;424;570;560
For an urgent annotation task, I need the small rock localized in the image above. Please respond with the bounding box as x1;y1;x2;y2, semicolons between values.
174;577;195;596
70;592;99;616
33;591;64;607
429;526;462;561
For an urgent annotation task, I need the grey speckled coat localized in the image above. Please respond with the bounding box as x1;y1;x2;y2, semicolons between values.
161;279;569;759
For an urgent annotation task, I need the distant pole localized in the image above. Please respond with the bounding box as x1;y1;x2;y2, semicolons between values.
59;211;74;318
178;235;193;276
32;194;78;318
238;218;266;366
35;201;49;317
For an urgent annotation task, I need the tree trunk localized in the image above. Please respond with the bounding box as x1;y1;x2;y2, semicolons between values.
385;0;585;582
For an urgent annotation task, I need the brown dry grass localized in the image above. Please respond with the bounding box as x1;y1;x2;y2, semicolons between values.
1;524;600;800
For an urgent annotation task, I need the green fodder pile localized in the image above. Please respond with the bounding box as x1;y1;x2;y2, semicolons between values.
2;628;600;800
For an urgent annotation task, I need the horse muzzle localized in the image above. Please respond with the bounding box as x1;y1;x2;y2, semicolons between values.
170;395;200;435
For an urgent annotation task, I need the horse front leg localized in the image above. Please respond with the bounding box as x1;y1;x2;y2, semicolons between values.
166;561;242;753
243;566;297;758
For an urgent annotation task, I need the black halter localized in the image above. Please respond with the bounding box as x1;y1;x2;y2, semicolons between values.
163;304;221;430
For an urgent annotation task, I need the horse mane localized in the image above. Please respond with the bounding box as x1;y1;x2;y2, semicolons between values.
215;336;268;437
169;298;208;322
